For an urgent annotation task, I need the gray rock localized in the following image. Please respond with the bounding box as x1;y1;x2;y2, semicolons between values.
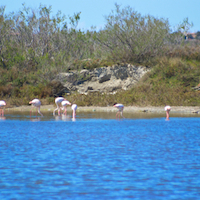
54;64;150;94
99;73;111;83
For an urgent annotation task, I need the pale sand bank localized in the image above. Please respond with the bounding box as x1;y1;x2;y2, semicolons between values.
5;105;200;114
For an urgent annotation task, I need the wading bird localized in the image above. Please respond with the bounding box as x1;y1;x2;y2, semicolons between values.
165;105;171;120
113;103;125;119
61;100;71;115
29;99;43;117
0;100;6;116
53;97;67;116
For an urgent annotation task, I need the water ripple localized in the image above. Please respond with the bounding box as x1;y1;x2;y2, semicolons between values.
0;115;200;199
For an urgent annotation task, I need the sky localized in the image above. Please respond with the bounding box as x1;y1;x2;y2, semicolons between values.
2;0;200;32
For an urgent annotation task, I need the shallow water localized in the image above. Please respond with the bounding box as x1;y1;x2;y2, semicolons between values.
0;112;200;200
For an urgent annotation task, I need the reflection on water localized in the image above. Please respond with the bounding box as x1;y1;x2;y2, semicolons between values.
3;110;200;121
54;115;71;121
0;111;200;200
0;116;6;120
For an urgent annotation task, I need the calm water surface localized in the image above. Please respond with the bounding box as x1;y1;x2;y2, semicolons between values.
0;112;200;200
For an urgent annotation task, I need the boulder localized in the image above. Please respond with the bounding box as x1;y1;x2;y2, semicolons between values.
54;64;150;94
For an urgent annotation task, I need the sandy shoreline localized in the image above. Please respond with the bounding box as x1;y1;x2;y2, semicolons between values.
5;105;200;114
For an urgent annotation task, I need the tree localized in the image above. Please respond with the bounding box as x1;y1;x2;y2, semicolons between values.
95;4;171;64
0;6;16;69
178;17;193;39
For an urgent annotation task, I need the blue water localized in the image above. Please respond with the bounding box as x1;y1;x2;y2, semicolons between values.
0;113;200;200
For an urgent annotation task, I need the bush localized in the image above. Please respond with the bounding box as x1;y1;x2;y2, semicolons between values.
95;4;171;64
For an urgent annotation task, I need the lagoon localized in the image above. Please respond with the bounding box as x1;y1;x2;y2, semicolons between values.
0;112;200;199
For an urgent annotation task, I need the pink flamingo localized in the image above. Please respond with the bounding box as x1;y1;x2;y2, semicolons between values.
53;97;67;116
71;104;77;119
165;105;171;120
61;100;71;115
0;100;6;116
29;99;43;117
113;103;125;119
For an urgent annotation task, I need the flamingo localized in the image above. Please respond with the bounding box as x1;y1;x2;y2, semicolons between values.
0;100;6;116
53;97;67;116
71;104;77;119
29;99;43;117
165;105;171;120
61;100;71;115
113;103;125;119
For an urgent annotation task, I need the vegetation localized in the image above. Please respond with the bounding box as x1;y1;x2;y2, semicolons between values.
1;4;200;107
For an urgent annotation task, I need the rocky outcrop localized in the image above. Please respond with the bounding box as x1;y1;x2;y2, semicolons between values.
54;64;150;94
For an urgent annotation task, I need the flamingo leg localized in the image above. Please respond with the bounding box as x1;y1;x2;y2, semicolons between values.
53;103;59;116
166;110;170;120
120;110;125;119
61;106;64;115
116;111;122;119
64;107;67;115
58;107;61;116
38;106;43;117
116;111;119;119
